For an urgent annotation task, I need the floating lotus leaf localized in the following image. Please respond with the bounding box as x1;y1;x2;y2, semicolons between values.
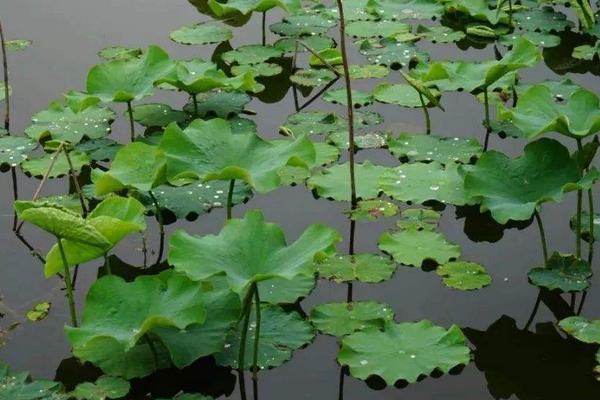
570;210;600;242
309;48;343;67
5;39;32;51
311;301;395;336
274;36;335;53
387;133;482;164
170;23;233;45
338;64;389;79
160;118;315;191
380;162;474;206
221;44;283;65
307;161;387;201
499;31;561;48
37;194;83;214
573;40;600;60
559;316;600;344
514;8;573;33
153;275;241;369
147;180;252;222
316;253;397;283
26;301;51;322
98;46;142;61
464;138;599;224
169;210;341;292
232;62;282;77
396;207;440;231
44;196;146;277
373;83;439;107
359;38;429;68
215;304;314;369
25;101;115;143
346;20;411;38
280;111;340;136
71;376;130;400
338;320;470;384
269;14;335;36
366;0;444;20
0;363;65;399
208;0;300;16
93;142;166;195
442;0;506;24
276;142;339;184
528;252;592;292
379;227;461;267
290;68;336;87
184;91;251;118
323;88;373;108
515;78;582;101
87;45;174;103
416;25;466;43
21;150;90;178
0;136;37;170
76;138;122;162
346;199;399;221
131;103;187;128
257;273;316;304
326;131;386;150
436;261;491;290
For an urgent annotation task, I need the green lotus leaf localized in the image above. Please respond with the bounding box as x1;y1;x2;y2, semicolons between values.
416;25;466;43
5;39;32;51
366;0;444;20
572;40;600;61
570;210;600;242
307;161;387;201
316;253;397;283
153;275;241;369
270;14;335;37
373;83;439;108
146;180;252;222
71;376;130;400
514;7;574;33
26;301;51;322
93;142;166;195
326;131;387;150
24;100;115;143
337;64;389;79
436;261;491;290
169;209;341;292
280;111;340;136
0;363;65;399
396;207;440;231
311;301;395;336
0;136;37;170
338;320;470;384
442;0;507;24
323;88;373;108
359;38;429;68
464;138;599;224
44;196;146;277
516;78;582;100
170;23;233;45
379;227;461;267
387;133;482;164
131;103;187;128
528;252;592;292
35;194;84;214
346;199;399;221
346;20;411;38
274;36;335;53
21;150;90;178
221;44;283;65
183;91;251;118
208;0;300;16
257;273;316;304
290;68;336;87
498;84;600;138
308;48;343;67
277;141;341;184
87;45;174;103
76;138;122;162
232;62;282;77
215;304;314;369
380;162;474;206
559;316;600;344
14;201;111;248
98;46;142;61
499;31;561;48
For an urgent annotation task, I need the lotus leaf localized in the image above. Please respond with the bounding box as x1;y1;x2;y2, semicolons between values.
573;40;600;60
221;44;283;65
132;103;187;128
359;38;429;68
345;20;411;38
257;273;316;304
290;68;336;87
528;252;592;292
71;376;130;400
0;136;37;170
366;0;444;20
169;209;340;292
380;162;474;206
570;210;600;242
513;8;573;33
232;62;282;77
274;36;335;53
21;150;89;178
441;0;506;24
379;227;461;267
76;138;122;162
416;25;466;43
346;199;399;221
436;261;491;290
338;64;389;79
98;46;142;61
0;363;65;399
559;316;600;344
310;301;394;336
499;31;561;48
464;138;599;224
307;161;386;201
207;0;300;16
324;88;373;107
317;253;396;283
326;131;386;150
215;304;314;369
5;39;32;51
269;14;335;37
280;111;340;136
338;320;470;384
87;46;174;103
308;48;342;67
170;23;233;45
183;91;251;118
26;301;51;322
396;207;441;231
373;83;439;107
387;133;481;164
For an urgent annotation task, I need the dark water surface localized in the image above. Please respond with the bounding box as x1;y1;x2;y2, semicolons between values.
1;1;600;399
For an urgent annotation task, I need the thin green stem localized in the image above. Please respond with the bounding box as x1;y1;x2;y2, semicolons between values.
252;284;261;382
419;92;431;135
508;0;513;26
576;139;583;258
238;284;255;400
588;188;594;265
483;89;491;151
262;11;267;46
64;148;88;217
192;94;199;116
227;179;235;220
534;210;548;263
11;167;18;231
127;101;135;142
296;40;341;77
0;19;10;132
104;254;112;275
148;191;164;264
57;238;78;327
141;232;148;268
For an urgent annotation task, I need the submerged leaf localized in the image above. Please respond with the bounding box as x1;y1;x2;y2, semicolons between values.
311;301;394;336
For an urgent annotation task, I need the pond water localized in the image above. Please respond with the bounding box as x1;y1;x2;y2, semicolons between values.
1;0;600;399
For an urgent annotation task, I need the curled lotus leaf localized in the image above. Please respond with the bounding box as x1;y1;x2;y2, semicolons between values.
21;150;90;178
207;0;301;16
570;210;600;242
559;316;600;344
0;136;37;171
310;301;395;336
323;88;373;108
170;23;233;45
366;0;445;20
71;376;130;400
379;227;461;267
345;20;411;38
441;0;507;24
159;118;315;192
338;320;471;385
221;44;283;65
387;133;482;164
87;45;174;103
359;38;429;68
346;199;399;221
373;83;440;108
317;253;397;283
436;261;492;291
168;209;341;292
98;46;142;61
464;138;600;224
215;304;314;369
307;161;387;201
528;252;592;292
131;103;187;128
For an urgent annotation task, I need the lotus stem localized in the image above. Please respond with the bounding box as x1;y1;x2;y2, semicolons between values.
334;0;358;211
14;231;46;265
298;77;338;112
252;284;261;382
483;89;491;151
141;231;148;268
192;94;199;116
64;148;88;217
148;191;164;264
238;283;255;400
127;101;135;142
419;92;431;135
534;210;548;263
508;0;513;27
295;40;341;77
576;139;583;259
57;237;78;327
227;179;235;220
577;290;588;315
588;188;594;264
337;365;346;400
104;254;112;275
11;167;18;231
523;290;541;330
0;19;10;133
261;11;267;46
291;40;300;112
